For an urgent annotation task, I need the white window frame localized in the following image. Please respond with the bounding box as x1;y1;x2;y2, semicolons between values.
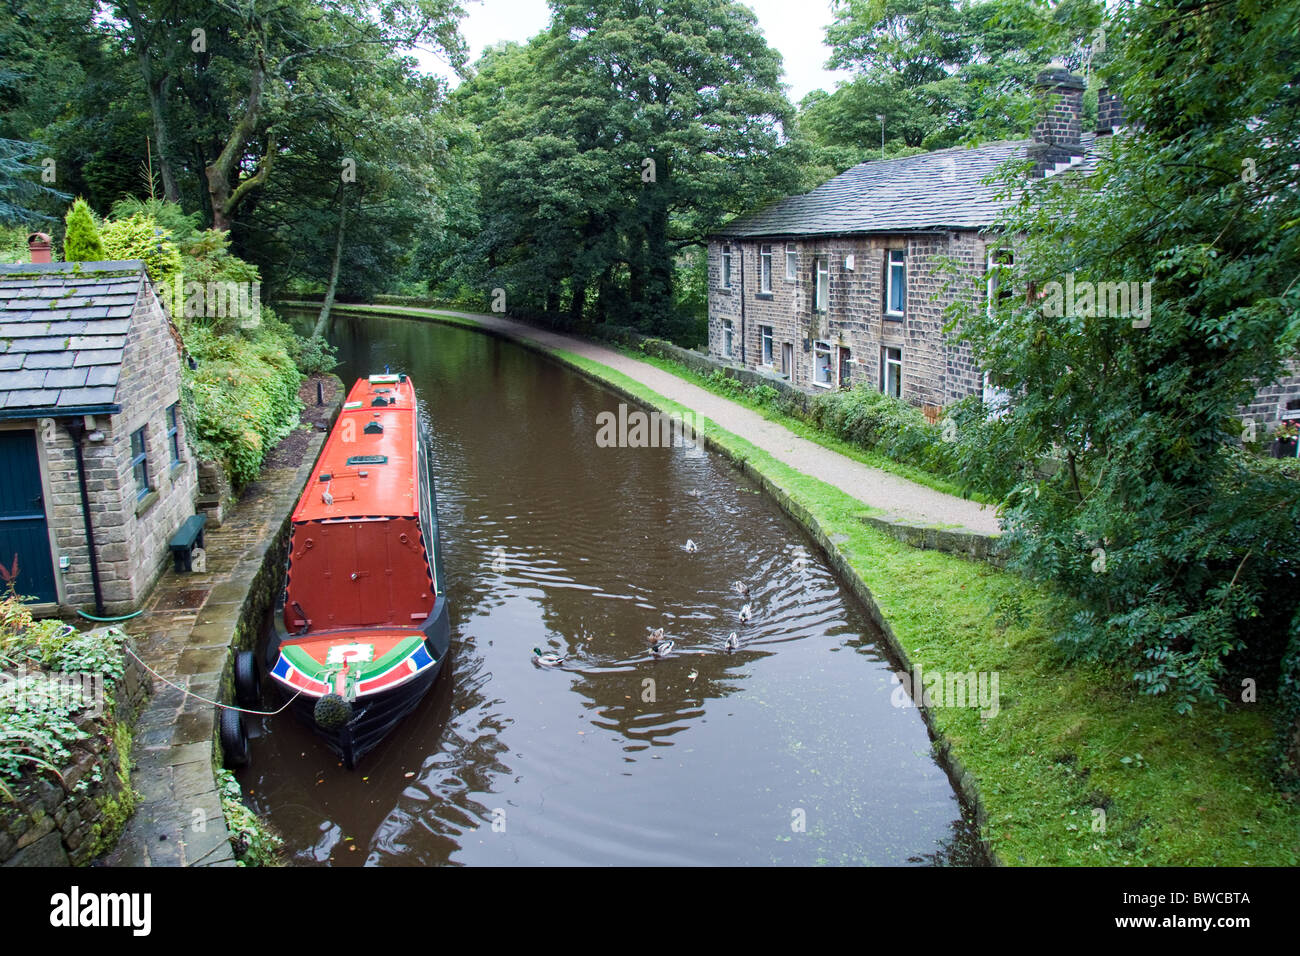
881;346;902;398
760;325;774;366
813;340;834;389
721;243;733;290
722;319;734;357
785;242;797;280
759;244;772;292
886;249;906;317
986;250;1013;320
813;257;829;313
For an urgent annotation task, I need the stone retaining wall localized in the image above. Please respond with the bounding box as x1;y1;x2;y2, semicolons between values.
0;644;151;866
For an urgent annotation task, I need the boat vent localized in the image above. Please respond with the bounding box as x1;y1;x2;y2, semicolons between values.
346;455;388;466
372;396;392;406
364;422;384;434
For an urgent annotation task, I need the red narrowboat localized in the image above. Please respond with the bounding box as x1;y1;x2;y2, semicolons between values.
265;373;451;768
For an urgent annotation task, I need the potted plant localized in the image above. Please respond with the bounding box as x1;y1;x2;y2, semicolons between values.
1271;420;1299;458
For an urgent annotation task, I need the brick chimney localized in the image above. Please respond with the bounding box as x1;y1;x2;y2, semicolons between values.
1028;67;1086;176
1096;87;1125;134
27;232;52;264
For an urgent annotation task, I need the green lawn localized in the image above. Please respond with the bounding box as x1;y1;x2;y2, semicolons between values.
327;302;1300;865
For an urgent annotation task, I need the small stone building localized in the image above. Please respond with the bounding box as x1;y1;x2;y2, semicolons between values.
0;254;198;615
707;69;1300;426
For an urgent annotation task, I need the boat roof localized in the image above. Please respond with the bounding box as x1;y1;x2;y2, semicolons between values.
292;374;421;522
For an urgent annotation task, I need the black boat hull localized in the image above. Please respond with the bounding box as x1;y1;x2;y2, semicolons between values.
266;593;452;768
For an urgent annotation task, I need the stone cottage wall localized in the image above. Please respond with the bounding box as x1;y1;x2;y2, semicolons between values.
108;283;198;611
38;283;197;613
707;233;991;407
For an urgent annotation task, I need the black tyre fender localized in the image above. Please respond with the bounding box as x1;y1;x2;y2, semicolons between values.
234;650;261;708
219;706;249;768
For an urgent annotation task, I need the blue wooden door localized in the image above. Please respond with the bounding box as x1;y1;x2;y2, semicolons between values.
0;430;57;603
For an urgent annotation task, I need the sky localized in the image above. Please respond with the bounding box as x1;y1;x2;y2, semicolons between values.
412;0;852;103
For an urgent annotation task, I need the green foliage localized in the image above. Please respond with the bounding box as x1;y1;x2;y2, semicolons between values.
109;197;200;244
0;591;128;799
61;197;105;261
288;334;339;375
948;0;1300;716
81;721;137;857
802;0;1104;167
183;324;302;486
217;768;282;866
434;0;804;340
99;211;183;285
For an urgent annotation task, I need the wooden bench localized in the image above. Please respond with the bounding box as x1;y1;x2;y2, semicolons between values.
168;514;207;572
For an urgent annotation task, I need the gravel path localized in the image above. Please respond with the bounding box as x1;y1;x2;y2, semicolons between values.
358;305;1002;536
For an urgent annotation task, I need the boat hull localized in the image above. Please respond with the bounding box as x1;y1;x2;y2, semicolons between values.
267;592;451;768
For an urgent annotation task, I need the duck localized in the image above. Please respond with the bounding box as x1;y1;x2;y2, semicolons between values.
684;539;698;553
650;639;675;658
646;627;666;645
723;632;740;651
738;604;753;623
532;647;565;667
732;581;750;597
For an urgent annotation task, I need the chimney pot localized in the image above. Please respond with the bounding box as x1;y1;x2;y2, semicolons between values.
27;232;52;264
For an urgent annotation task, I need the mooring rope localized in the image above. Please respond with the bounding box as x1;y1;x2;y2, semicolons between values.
122;644;301;716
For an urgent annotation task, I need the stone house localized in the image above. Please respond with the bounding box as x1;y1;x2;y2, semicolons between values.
707;70;1300;427
0;244;198;615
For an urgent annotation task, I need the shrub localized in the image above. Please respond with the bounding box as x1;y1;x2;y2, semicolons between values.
99;211;183;286
0;591;126;799
183;325;301;486
62;198;106;262
217;768;283;865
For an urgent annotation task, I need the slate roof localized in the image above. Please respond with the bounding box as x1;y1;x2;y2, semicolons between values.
715;133;1100;239
0;260;149;415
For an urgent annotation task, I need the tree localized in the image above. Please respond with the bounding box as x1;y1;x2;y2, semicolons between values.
951;0;1300;714
62;197;105;260
440;0;803;338
800;0;1103;167
107;0;467;232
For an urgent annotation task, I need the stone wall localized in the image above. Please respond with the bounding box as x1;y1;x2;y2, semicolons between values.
1240;360;1300;431
0;643;151;866
30;283;197;613
707;233;992;409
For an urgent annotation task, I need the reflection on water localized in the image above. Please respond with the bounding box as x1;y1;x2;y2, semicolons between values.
240;311;982;865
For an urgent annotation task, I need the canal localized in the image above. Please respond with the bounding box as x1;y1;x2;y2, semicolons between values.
241;310;982;865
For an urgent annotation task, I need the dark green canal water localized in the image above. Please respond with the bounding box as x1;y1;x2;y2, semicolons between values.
239;310;982;865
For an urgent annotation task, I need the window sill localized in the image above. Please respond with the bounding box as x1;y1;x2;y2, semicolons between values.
811;380;833;390
717;287;732;295
135;489;160;517
169;461;186;480
884;313;905;321
755;292;773;300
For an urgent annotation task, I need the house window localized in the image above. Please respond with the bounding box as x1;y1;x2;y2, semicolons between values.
759;244;772;292
813;341;834;388
722;319;734;357
987;250;1014;319
721;244;733;289
785;242;797;280
167;403;182;465
886;249;906;317
813;257;829;313
881;347;902;398
130;427;150;500
761;326;774;365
